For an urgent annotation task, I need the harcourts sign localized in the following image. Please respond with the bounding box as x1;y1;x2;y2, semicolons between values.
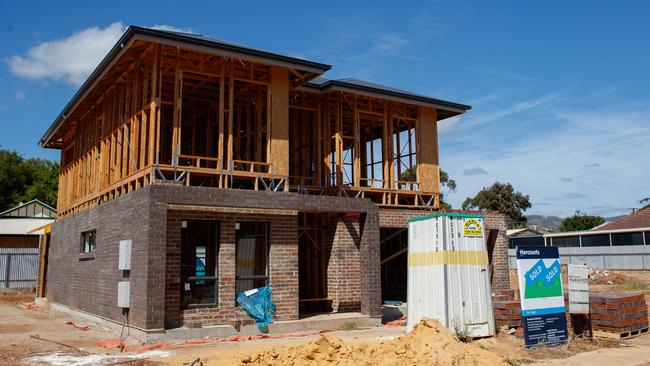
516;246;568;348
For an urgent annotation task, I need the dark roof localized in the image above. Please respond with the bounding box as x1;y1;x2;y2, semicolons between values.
596;206;650;231
40;26;332;148
302;77;471;115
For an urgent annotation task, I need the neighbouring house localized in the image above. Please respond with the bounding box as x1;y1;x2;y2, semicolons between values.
39;26;510;338
507;208;650;269
596;206;650;232
0;200;56;289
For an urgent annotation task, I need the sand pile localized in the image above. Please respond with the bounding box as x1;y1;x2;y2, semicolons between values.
238;318;507;365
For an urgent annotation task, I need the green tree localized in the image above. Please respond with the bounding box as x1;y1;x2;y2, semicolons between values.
461;182;532;224
640;197;650;210
400;167;456;209
0;148;59;212
0;149;29;211
559;211;605;232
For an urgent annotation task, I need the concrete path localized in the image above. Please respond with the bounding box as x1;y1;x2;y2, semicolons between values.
539;336;650;366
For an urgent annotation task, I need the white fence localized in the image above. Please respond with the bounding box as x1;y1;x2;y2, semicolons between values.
508;245;650;270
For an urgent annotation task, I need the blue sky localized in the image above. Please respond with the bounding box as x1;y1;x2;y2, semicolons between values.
1;1;649;217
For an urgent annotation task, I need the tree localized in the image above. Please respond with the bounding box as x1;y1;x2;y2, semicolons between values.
461;182;532;224
559;211;605;232
400;167;456;209
640;197;650;210
0;148;59;212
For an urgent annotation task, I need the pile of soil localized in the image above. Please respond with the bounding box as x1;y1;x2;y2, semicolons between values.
237;318;507;365
589;270;630;285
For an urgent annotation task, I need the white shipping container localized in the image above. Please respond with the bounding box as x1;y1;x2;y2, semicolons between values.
407;213;495;337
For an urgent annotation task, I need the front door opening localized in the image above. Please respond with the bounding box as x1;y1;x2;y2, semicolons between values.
380;228;408;303
298;212;332;316
181;220;219;308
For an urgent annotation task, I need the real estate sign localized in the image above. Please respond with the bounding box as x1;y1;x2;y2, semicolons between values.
516;246;568;347
568;264;589;314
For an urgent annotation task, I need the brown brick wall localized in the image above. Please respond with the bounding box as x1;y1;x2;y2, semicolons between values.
164;210;298;328
47;183;382;331
46;188;156;329
377;208;510;291
0;235;39;248
324;216;361;312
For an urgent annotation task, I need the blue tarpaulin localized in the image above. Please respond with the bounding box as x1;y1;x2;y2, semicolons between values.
236;286;276;331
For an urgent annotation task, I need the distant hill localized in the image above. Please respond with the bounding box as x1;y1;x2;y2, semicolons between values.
526;215;562;231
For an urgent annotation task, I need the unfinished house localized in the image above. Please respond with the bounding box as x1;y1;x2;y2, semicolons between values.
40;26;509;338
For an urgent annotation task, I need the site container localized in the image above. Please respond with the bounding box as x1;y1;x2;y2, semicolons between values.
406;213;495;337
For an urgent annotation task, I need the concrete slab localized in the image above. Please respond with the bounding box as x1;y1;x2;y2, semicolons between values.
48;301;380;343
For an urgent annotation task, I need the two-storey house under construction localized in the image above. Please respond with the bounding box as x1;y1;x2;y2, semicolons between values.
39;26;510;338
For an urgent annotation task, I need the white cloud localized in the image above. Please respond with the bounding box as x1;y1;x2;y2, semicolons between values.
441;108;650;217
7;22;126;86
150;24;192;33
467;93;558;126
438;115;460;134
463;167;489;176
6;23;192;87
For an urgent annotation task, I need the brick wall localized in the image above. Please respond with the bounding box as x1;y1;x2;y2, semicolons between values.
46;188;156;329
47;183;383;331
324;216;361;312
164;210;298;328
148;185;383;326
377;208;510;291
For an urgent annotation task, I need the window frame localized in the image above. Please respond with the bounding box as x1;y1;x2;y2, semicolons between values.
80;230;96;253
235;221;270;299
180;220;220;309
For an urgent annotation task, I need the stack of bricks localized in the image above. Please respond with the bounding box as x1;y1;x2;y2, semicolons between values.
493;289;521;328
590;291;649;338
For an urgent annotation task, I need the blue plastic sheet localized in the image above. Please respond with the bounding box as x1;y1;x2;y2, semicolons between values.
236;286;276;331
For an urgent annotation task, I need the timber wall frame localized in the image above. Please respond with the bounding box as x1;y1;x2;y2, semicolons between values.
46;35;461;219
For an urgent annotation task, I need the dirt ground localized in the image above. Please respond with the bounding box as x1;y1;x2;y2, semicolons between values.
3;271;650;365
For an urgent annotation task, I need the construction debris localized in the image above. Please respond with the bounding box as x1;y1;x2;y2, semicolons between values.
493;290;521;329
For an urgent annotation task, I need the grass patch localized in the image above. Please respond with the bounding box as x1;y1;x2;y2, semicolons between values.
340;322;357;330
452;322;471;343
621;280;650;292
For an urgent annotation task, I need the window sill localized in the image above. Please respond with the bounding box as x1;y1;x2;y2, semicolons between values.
78;252;96;261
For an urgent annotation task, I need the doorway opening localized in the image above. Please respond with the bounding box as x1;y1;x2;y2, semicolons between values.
298;212;332;316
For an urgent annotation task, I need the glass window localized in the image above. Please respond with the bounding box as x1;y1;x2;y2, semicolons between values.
581;234;611;247
509;236;545;249
550;236;580;247
236;222;269;296
645;232;649;245
611;232;644;246
80;230;96;253
181;220;219;308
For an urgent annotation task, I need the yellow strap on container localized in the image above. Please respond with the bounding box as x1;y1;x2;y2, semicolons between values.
408;250;488;267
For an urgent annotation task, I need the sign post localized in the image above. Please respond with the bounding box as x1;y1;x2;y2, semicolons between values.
568;264;589;314
516;246;568;347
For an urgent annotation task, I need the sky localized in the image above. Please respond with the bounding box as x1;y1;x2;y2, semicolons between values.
1;1;649;218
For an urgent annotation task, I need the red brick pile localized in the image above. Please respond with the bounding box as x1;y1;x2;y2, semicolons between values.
493;289;521;328
590;291;649;337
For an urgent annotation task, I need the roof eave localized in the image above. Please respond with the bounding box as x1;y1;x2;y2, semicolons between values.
300;80;471;116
